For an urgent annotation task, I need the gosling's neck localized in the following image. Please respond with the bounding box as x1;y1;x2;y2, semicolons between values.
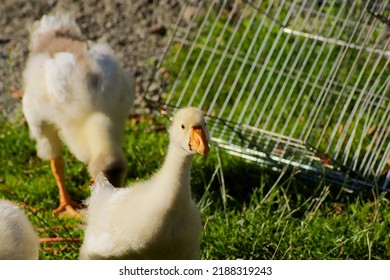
156;141;194;202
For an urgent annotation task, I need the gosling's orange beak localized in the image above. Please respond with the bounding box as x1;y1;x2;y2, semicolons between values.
189;127;210;155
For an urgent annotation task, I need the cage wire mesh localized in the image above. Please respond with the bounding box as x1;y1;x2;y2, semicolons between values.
152;0;390;191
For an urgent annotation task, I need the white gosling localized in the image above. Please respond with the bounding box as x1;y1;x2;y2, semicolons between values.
0;200;39;260
79;107;210;259
23;13;135;216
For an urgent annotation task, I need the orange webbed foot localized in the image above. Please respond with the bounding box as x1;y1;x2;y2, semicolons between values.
53;201;82;218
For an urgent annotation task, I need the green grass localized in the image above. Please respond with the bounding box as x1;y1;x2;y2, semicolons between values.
1;112;390;260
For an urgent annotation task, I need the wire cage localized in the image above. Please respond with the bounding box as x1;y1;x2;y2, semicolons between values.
153;0;390;191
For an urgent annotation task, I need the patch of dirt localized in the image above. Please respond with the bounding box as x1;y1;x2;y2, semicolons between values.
0;0;184;117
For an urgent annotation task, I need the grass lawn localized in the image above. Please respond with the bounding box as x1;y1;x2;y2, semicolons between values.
1;111;390;260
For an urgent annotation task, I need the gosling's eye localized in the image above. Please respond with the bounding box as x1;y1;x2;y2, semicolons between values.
181;124;185;130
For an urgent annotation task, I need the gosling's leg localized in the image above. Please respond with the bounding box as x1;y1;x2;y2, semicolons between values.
50;157;81;217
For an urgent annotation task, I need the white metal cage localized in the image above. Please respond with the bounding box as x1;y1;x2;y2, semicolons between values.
153;0;390;191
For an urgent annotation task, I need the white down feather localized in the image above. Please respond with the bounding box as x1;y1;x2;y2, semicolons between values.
0;200;40;260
